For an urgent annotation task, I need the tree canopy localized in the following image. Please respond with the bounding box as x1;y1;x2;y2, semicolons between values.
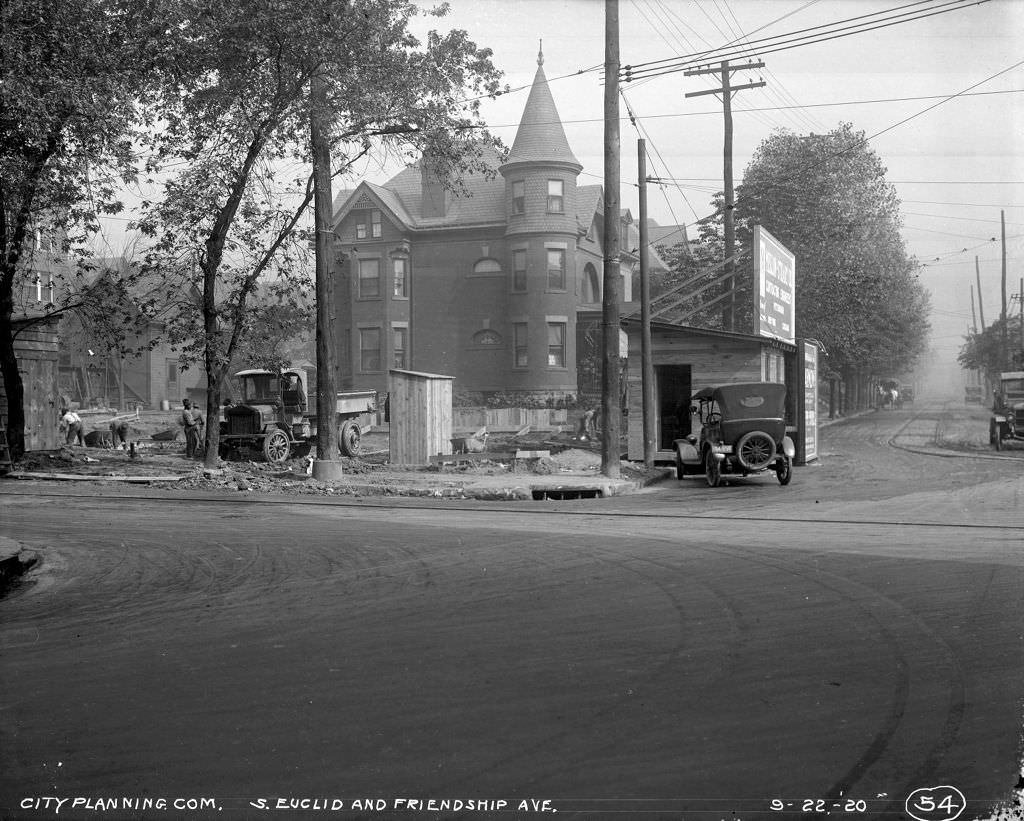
656;124;931;382
133;0;503;466
736;124;930;377
0;0;165;457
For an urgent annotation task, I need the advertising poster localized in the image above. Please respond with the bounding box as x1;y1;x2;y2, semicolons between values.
754;225;796;344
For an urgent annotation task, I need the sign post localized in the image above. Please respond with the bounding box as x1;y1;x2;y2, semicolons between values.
796;339;819;465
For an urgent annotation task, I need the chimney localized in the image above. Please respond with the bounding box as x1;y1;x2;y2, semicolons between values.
421;157;446;219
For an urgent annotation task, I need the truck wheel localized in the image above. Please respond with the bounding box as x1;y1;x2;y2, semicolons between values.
262;429;290;462
339;421;361;457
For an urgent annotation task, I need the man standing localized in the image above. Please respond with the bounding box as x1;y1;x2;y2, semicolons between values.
181;399;203;458
59;408;84;446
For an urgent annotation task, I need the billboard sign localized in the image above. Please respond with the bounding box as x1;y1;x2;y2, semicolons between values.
754;225;795;344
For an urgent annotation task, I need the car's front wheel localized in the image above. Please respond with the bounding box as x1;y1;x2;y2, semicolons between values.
776;455;792;486
675;451;685;480
705;451;722;488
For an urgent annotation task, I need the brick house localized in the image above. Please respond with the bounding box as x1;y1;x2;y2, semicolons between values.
332;50;661;399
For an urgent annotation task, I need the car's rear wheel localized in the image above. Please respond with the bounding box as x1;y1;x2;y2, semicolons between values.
705;451;722;488
736;430;776;471
675;451;685;480
776;455;792;486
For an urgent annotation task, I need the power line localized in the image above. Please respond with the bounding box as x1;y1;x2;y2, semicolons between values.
622;0;987;82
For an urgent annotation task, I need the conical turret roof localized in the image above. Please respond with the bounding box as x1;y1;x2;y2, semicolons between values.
502;47;582;172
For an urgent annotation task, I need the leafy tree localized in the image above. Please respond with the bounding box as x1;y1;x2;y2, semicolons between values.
0;0;162;458
733;124;930;383
959;316;1024;382
137;0;504;467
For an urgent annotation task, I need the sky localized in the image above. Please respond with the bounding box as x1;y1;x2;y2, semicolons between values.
385;0;1023;381
95;0;1024;383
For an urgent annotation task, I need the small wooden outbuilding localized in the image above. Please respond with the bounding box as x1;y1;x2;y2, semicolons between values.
1;316;62;452
388;369;454;465
622;319;799;463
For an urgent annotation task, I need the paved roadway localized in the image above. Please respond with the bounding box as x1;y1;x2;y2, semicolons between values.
1;401;1021;821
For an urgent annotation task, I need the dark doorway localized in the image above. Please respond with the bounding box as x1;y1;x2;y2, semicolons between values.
656;364;691;450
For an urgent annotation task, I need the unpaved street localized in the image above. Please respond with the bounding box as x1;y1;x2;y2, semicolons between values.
1;402;1021;821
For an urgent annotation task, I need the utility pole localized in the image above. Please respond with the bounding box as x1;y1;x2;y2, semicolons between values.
975;256;986;330
601;0;622;479
970;284;978;335
1001;209;1008;371
311;73;342;482
684;60;765;331
1019;276;1024;366
638;139;654;467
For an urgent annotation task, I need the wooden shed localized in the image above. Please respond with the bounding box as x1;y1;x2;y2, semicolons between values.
388;369;454;465
1;316;62;452
622;319;798;462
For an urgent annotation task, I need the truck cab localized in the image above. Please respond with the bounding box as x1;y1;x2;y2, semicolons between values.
989;371;1024;450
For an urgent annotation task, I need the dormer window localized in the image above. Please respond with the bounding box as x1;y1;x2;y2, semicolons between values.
512;181;525;215
547;180;563;213
356;220;367;240
371;210;382;238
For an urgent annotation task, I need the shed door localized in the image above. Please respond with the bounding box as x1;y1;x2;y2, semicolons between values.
24;358;60;451
656;364;691;450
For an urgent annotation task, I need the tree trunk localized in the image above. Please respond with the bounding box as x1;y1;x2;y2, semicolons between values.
0;292;26;461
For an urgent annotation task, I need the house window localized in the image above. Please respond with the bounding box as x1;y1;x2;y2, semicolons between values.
358;258;380;299
371;210;382;238
393;325;408;369
512;181;525;215
34;274;42;302
47;277;55;304
356;220;367;240
512;250;527;292
473;259;502;275
359;327;381;372
547;179;564;213
582;263;600;303
166;359;179;391
393;258;408;298
547;249;566;290
513;323;528;367
547;322;566;368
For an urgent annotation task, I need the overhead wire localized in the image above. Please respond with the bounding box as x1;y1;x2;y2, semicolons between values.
622;0;987;82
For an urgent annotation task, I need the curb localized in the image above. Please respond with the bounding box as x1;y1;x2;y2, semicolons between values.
0;467;675;502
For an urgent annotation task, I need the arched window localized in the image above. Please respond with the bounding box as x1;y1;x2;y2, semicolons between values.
473;258;502;275
582;263;600;303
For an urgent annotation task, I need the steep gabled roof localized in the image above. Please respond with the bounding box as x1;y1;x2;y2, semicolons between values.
333;147;506;231
502;51;581;171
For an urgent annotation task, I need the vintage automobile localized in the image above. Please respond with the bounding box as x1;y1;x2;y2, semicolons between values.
989;371;1024;451
900;384;915;405
220;368;376;462
674;382;795;487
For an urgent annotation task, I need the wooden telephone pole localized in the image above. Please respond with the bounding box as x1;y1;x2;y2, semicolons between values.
601;0;622;479
311;73;342;481
684;61;765;331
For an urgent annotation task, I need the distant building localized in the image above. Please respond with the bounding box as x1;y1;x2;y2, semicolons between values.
332;48;665;399
57;257;203;409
